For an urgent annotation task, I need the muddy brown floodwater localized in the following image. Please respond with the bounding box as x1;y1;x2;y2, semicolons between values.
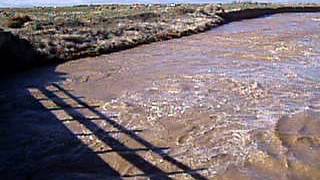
1;13;320;179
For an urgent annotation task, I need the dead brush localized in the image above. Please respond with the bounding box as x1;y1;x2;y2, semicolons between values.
5;15;32;28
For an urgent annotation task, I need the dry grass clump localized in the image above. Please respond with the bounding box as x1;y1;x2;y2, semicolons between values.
5;15;32;28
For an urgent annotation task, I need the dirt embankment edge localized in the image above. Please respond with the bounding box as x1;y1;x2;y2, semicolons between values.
1;5;320;74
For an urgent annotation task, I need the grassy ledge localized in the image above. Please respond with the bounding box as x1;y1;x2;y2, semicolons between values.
1;3;320;73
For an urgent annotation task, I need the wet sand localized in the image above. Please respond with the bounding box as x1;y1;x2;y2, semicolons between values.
1;13;320;179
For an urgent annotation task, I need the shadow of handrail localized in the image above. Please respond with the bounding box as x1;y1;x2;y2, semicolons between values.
40;83;207;180
40;86;172;179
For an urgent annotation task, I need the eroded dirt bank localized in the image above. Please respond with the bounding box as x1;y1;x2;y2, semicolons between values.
1;4;320;73
1;13;320;179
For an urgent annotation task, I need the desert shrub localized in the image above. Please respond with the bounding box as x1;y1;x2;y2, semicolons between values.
124;12;160;22
64;16;84;27
5;20;23;28
60;34;87;43
104;32;114;39
11;15;32;22
53;17;65;26
175;6;196;15
33;20;42;30
5;15;32;28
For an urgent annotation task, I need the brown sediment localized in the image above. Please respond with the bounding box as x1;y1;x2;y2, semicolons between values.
276;111;320;179
223;111;320;180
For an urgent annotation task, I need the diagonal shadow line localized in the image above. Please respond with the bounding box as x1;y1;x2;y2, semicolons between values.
48;105;100;111
39;86;172;180
122;168;207;178
37;96;85;101
51;83;208;180
25;89;123;179
61;117;103;122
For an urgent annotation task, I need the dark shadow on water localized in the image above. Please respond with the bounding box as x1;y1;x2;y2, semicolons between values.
0;66;120;179
0;53;207;180
37;83;207;179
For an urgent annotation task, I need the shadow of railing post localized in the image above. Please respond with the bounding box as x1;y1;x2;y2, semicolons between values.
39;83;208;180
1;87;123;179
39;86;172;180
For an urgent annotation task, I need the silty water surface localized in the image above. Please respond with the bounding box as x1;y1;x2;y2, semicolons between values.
55;12;320;178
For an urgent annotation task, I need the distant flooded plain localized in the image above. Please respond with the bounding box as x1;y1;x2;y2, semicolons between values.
2;12;320;179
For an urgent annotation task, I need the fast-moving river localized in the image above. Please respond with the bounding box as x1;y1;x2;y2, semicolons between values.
1;13;320;179
57;12;320;179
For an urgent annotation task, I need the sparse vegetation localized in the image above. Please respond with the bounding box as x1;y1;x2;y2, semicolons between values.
32;20;42;30
4;15;32;28
0;3;319;72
